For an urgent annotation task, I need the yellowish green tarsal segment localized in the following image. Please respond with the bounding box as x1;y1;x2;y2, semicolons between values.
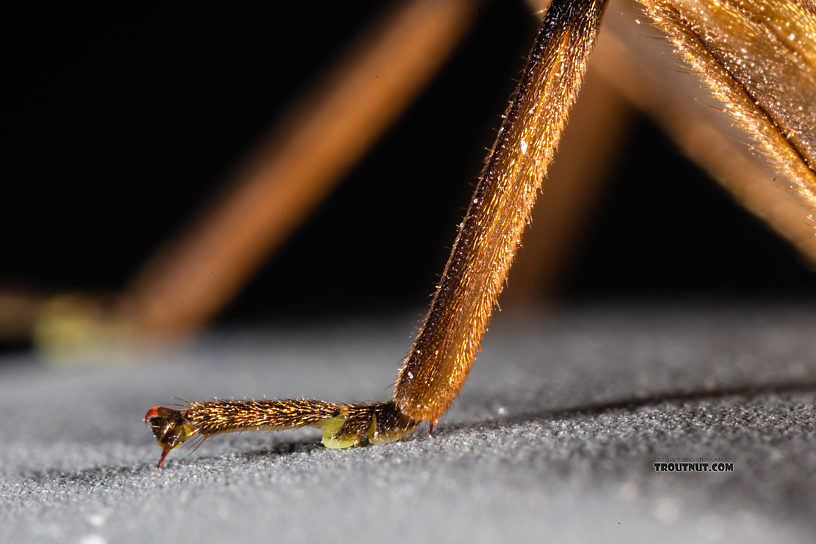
316;413;357;449
315;412;378;449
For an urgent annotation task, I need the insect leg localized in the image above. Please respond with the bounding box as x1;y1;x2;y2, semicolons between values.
144;0;610;465
392;0;610;423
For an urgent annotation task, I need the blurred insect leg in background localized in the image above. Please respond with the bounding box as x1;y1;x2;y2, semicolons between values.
23;0;480;358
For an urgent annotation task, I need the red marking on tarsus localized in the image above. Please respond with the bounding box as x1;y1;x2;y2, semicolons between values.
145;406;161;422
428;420;437;436
145;406;168;422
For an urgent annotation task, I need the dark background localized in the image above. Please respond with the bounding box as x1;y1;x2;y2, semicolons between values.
3;0;815;342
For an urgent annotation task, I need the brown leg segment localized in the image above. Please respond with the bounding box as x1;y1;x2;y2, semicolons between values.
393;0;609;423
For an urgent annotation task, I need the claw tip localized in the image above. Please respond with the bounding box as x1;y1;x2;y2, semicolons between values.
157;445;171;468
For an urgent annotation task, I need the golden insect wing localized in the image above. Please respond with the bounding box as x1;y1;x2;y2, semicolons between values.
639;0;816;195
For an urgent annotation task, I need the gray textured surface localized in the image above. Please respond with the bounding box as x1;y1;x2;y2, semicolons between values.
1;304;815;543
